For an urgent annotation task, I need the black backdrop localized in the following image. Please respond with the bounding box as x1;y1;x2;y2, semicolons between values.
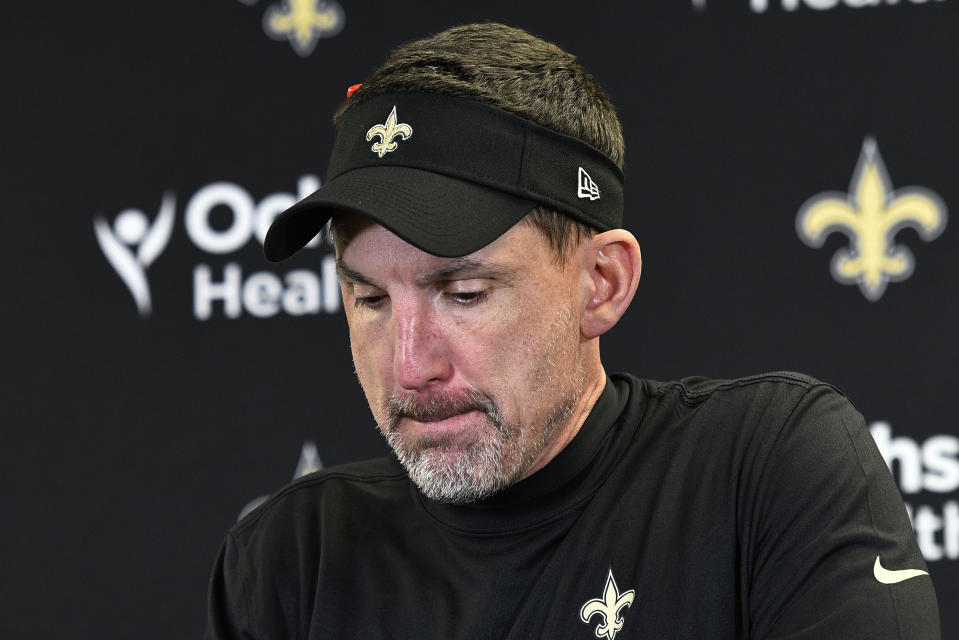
4;1;957;637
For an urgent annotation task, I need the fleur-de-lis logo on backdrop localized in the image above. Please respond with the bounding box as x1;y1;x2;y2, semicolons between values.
579;569;636;640
239;441;324;520
796;137;947;301
366;106;413;157
255;0;345;57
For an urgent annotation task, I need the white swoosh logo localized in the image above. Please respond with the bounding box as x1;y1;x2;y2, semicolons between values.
873;555;928;584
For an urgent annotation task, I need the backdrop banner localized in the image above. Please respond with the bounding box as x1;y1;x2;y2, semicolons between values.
4;1;956;637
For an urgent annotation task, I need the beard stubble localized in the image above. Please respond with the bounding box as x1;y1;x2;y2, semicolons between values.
378;306;585;504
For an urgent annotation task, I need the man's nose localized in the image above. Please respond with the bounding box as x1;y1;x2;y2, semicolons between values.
392;303;450;390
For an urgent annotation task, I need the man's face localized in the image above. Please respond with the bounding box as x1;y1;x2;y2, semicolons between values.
337;217;589;503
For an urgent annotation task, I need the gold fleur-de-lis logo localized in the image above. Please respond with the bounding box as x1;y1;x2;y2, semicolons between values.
263;0;345;57
579;569;636;640
365;106;413;157
796;138;947;301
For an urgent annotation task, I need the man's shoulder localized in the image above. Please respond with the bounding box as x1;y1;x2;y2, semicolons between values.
229;455;409;540
623;370;854;421
621;370;859;446
636;370;839;406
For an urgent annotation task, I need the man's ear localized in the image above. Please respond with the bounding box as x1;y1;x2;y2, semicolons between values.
581;229;642;339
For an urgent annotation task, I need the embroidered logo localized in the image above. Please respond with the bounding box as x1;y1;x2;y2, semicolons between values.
579;569;635;639
873;555;928;584
796;137;947;301
578;166;601;201
365;106;413;157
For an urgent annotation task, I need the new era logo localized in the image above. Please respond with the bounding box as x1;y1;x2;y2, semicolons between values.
578;167;600;200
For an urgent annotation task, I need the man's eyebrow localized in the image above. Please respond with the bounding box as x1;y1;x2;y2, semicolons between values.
417;257;511;285
336;257;512;288
335;260;378;287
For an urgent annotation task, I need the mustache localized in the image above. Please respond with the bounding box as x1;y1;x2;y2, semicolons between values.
387;389;499;431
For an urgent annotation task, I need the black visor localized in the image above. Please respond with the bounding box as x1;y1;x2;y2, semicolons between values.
264;92;624;261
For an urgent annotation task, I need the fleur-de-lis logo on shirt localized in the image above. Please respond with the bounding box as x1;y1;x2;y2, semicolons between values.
365;106;413;157
579;569;636;640
796;137;947;301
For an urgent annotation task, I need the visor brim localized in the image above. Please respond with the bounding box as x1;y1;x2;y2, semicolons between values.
264;166;538;261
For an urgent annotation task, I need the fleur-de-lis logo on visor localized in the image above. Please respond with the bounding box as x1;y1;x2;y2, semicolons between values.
579;569;635;639
796;138;947;301
365;106;413;157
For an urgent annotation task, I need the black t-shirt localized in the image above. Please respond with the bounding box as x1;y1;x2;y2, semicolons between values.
205;373;940;639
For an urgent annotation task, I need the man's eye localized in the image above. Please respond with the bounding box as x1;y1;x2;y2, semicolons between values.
354;295;387;308
447;290;488;305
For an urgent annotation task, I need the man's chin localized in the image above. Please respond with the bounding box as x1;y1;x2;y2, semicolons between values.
388;435;513;504
413;443;490;471
409;469;507;504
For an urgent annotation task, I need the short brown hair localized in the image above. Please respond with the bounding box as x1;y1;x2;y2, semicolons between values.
330;23;624;261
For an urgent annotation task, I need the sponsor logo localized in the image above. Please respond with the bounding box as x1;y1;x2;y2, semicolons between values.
366;106;413;157
93;193;176;317
694;0;947;13
579;569;635;640
95;175;341;320
577;167;601;201
873;555;929;584
238;0;345;57
796;138;947;301
239;440;324;520
871;422;959;562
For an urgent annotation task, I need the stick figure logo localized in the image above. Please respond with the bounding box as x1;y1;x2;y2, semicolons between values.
93;193;176;317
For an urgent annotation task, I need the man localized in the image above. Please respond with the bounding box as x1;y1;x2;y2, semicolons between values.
206;23;939;639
